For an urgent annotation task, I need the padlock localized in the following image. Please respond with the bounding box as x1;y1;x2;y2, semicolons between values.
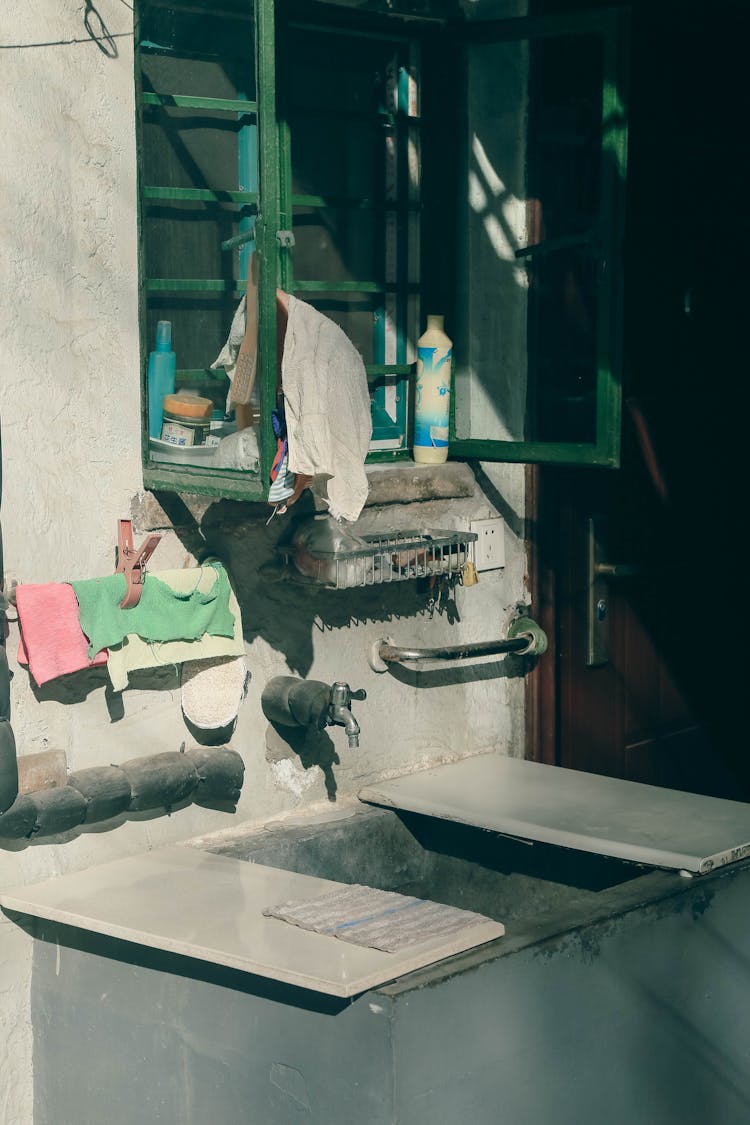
461;560;479;587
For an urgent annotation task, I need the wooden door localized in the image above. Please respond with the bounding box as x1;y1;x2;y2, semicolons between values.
535;0;747;801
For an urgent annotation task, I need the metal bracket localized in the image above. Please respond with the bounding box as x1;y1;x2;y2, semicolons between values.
276;230;295;248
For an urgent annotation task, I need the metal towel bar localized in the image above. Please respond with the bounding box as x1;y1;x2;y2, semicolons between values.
368;616;547;672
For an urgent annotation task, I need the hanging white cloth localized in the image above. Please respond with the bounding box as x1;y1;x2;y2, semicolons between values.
281;295;372;523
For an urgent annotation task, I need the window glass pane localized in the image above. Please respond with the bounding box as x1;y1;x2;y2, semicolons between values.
142;107;250;193
292;206;379;285
139;0;261;476
284;25;398;115
140;3;255;101
295;292;382;365
455;30;604;446
284;23;401;286
290;119;382;202
143;202;241;283
284;21;419;452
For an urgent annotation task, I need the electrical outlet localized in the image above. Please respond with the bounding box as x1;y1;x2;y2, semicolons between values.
471;518;505;571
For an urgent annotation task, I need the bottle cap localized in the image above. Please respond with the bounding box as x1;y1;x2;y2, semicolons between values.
155;321;172;351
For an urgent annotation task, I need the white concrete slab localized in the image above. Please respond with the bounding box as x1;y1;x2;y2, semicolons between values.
359;754;750;874
0;846;504;997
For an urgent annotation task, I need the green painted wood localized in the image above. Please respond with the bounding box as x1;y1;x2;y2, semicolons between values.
138;39;246;60
237;87;259;284
136;0;271;497
366;365;412;376
278;113;294;295
292;280;385;294
134;7;151;478
447;438;618;467
594;6;629;469
145;279;243;293
365;449;411;463
449;8;628;469
136;2;627;496
256;0;281;487
143;93;258;114
143;187;258;204
142;464;266;502
395;45;412;373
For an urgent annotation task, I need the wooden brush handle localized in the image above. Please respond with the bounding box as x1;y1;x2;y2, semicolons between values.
230;252;259;409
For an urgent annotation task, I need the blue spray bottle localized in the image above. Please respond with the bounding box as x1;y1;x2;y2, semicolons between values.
147;321;177;440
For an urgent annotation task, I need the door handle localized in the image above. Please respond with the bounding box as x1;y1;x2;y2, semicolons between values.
586;516;642;667
594;562;641;579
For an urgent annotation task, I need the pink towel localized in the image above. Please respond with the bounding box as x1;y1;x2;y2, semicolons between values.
16;583;107;686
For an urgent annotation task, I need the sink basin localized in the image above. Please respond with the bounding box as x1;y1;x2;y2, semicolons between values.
18;802;750;1125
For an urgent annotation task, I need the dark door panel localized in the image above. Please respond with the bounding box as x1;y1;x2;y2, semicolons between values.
537;0;748;800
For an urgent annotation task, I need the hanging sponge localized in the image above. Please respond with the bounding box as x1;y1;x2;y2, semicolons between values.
181;654;249;745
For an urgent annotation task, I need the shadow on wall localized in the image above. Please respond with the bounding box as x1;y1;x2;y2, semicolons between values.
18;494;524;711
152;488;530;686
0;3;129;53
3;480;531;834
83;1;119;58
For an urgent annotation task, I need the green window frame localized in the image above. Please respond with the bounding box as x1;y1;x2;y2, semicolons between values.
136;0;279;502
135;0;420;503
449;9;629;468
135;2;628;503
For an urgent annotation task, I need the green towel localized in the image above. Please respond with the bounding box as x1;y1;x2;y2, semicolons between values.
72;563;235;659
105;584;245;692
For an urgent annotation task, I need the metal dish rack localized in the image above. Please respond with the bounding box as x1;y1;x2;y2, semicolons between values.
279;527;478;590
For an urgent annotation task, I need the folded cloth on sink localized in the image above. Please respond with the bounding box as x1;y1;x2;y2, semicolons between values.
105;583;245;692
72;562;235;660
263;884;495;953
16;582;108;687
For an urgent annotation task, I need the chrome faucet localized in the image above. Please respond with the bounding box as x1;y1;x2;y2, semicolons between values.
327;682;366;748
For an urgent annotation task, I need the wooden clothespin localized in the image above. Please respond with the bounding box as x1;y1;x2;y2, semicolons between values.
116;520;162;609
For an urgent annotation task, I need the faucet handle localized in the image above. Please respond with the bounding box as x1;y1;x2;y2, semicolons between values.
329;682;366;704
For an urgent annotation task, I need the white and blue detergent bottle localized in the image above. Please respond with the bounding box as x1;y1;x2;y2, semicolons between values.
413;314;452;464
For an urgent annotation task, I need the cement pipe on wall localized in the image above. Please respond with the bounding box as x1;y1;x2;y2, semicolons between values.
0;748;245;839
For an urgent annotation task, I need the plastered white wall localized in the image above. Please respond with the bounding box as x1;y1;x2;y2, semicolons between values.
0;4;530;1120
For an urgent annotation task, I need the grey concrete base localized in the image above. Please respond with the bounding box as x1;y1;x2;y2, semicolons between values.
24;806;750;1125
362;461;475;507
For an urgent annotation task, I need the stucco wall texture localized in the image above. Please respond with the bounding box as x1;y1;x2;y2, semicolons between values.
0;4;528;1120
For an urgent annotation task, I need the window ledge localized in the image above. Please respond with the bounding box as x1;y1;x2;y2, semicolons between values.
135;460;476;535
364;460;475;507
